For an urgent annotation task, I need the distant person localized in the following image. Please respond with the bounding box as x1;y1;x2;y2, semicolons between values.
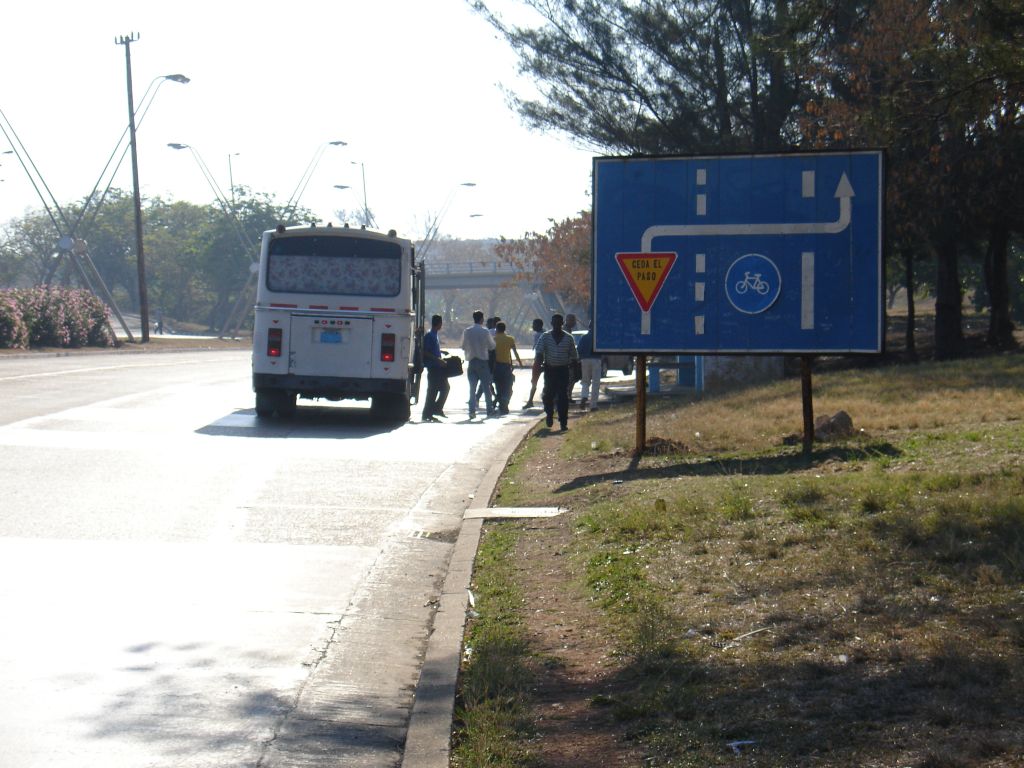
421;314;450;422
576;322;601;411
493;321;523;415
565;315;581;405
525;318;544;409
534;313;578;431
461;309;495;419
477;316;500;403
531;318;545;350
564;313;581;403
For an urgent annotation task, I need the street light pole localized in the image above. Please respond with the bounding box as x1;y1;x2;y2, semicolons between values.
348;161;377;229
168;143;250;252
228;152;239;209
418;182;476;259
282;140;347;222
117;32;150;343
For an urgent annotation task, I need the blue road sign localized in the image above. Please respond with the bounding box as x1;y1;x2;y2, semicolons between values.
592;151;884;354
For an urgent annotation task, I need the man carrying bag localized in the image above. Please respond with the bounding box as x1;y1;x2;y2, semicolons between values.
421;314;450;422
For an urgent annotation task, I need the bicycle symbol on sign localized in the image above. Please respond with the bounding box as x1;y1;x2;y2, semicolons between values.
725;253;782;315
734;271;770;296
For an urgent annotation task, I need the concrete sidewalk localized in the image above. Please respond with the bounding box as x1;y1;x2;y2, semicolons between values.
401;414;540;768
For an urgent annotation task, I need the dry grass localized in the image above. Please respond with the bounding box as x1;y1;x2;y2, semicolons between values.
573;352;1024;457
471;348;1024;767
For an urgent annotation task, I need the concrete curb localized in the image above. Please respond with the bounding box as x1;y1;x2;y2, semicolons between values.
400;417;536;768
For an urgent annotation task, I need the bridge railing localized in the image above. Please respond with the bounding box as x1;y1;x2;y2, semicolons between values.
424;261;519;275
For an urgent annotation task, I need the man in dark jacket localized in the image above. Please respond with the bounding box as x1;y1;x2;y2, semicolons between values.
421;314;450;422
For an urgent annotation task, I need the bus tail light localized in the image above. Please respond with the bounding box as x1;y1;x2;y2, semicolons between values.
380;333;396;362
267;327;283;357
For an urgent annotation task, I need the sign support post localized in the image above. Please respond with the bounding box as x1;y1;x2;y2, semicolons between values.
801;356;815;455
635;354;647;455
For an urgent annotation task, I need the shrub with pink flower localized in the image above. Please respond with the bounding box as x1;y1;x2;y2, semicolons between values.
0;287;114;349
0;293;30;349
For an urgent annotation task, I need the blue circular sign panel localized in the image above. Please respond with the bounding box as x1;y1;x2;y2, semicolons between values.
725;253;782;314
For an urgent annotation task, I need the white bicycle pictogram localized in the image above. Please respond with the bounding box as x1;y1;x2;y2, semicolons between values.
734;271;770;295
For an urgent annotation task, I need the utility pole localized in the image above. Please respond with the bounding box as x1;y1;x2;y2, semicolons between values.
117;32;150;342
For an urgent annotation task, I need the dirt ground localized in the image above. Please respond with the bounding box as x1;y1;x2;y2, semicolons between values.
497;433;650;767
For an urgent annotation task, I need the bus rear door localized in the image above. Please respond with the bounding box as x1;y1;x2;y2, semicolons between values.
288;314;374;380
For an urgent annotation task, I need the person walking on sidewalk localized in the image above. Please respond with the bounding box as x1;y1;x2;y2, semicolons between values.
421;314;450;422
493;321;523;414
576;322;602;411
563;313;581;404
461;309;495;419
524;318;544;409
535;313;578;431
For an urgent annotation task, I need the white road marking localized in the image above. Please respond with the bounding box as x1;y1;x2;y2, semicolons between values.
802;251;815;329
641;174;855;251
802;170;815;197
0;359;195;383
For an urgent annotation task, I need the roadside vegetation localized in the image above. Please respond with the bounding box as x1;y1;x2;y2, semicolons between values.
0;286;114;349
453;347;1024;767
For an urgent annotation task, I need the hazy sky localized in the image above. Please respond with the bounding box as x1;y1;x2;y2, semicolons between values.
0;0;595;242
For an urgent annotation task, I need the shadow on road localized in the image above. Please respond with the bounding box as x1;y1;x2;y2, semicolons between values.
196;404;407;440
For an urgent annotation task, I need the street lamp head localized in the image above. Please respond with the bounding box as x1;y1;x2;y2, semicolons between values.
460;182;477;187
163;73;190;84
470;213;484;218
329;140;348;146
167;143;190;150
333;184;350;190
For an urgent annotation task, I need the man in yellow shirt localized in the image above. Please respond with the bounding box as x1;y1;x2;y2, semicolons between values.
493;321;523;414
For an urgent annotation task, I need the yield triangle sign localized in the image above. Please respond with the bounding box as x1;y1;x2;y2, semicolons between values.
615;252;677;312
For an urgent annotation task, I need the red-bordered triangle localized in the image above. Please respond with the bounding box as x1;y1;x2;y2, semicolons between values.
615;252;677;312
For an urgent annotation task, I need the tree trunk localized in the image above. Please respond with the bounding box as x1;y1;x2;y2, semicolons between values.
711;28;732;143
984;220;1016;348
903;247;917;361
933;238;963;360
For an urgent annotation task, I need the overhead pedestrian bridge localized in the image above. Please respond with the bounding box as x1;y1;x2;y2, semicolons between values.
424;261;521;290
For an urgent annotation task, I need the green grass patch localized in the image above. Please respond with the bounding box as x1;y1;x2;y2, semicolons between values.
452;524;533;768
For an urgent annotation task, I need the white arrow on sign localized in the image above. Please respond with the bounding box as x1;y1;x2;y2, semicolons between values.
641;174;854;251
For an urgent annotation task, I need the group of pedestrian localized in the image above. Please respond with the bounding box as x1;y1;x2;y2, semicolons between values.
420;309;602;432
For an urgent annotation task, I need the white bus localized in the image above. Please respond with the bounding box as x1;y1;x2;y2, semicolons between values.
252;223;425;421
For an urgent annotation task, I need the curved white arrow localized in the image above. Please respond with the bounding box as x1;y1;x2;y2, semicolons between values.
641;173;854;251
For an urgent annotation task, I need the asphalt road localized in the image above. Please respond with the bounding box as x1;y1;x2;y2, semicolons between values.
0;350;536;767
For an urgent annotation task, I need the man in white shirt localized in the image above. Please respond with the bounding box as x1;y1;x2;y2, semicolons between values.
461;309;496;419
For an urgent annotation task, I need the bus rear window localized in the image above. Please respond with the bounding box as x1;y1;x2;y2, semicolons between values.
267;235;403;296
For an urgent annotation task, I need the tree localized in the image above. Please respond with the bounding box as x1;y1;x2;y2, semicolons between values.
472;0;810;154
1;212;63;287
144;199;213;324
496;212;591;311
802;0;1024;357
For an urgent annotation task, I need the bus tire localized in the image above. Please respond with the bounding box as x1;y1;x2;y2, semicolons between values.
255;389;276;418
276;391;297;418
372;393;410;422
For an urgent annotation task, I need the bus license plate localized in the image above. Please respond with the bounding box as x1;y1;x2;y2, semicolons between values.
319;330;342;344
